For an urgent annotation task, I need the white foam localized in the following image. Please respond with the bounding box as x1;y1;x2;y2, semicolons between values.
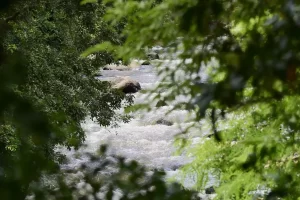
58;54;212;191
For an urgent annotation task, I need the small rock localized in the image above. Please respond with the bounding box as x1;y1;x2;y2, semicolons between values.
141;60;151;65
147;52;159;60
156;100;168;107
156;119;173;126
170;164;182;171
103;67;111;70
205;186;215;194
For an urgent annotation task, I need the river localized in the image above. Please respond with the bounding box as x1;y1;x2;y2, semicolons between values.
58;55;215;199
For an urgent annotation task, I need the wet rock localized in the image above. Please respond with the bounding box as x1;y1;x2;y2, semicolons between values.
112;76;141;94
156;100;168;107
170;164;182;170
205;186;215;194
156;118;173;126
103;66;111;70
141;60;151;65
147;52;159;60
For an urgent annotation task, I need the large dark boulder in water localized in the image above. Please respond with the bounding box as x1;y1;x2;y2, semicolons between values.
112;76;141;94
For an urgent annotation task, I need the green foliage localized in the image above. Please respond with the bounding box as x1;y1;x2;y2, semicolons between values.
93;0;300;199
2;0;132;147
29;145;198;200
0;0;132;198
0;1;198;199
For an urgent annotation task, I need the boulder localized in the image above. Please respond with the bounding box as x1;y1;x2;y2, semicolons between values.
147;52;159;60
141;60;151;65
156;118;173;126
112;76;141;94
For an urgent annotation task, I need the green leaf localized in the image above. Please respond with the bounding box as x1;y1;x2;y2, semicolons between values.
80;0;97;5
80;42;115;57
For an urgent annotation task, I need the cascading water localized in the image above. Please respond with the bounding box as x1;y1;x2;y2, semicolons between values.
58;51;215;199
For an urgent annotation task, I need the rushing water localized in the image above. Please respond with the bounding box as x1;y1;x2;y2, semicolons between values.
58;58;215;199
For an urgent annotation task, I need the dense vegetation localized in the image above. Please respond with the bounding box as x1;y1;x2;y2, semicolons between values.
0;0;195;199
3;0;300;199
84;0;300;199
0;0;131;198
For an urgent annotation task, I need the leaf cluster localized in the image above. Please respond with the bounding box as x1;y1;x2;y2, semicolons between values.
95;0;300;199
